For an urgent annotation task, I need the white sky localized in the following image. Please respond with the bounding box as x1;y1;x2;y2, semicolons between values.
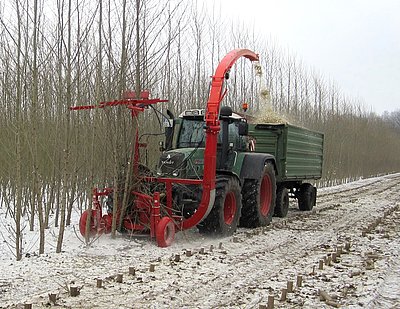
211;0;400;114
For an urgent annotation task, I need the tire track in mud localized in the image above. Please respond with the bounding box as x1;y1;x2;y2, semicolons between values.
317;173;400;203
279;173;400;223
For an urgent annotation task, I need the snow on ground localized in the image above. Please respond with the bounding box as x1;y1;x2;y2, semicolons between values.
1;173;400;308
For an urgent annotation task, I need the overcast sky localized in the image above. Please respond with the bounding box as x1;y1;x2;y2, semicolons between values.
211;0;400;114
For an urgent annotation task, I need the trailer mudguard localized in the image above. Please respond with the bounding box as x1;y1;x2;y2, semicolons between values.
239;153;277;181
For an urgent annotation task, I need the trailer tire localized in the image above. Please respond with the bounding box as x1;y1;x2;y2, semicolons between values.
240;162;276;227
274;187;289;218
156;217;175;247
198;177;242;236
298;183;316;211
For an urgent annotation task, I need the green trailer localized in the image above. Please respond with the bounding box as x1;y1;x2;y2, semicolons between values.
249;122;324;217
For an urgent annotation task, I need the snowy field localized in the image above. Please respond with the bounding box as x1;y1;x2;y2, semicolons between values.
1;173;400;308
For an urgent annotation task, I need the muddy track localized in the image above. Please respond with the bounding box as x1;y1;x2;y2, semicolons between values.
317;173;400;200
278;173;400;222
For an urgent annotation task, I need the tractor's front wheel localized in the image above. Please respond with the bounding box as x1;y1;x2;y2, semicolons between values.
240;162;276;227
198;177;242;236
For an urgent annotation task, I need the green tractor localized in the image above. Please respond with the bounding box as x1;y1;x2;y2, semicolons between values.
157;106;278;236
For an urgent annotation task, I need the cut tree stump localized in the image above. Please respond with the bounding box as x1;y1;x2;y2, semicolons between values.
327;255;332;266
296;275;303;287
312;265;316;275
280;288;287;301
287;280;294;293
332;253;338;263
267;295;274;309
48;293;57;304
70;286;80;297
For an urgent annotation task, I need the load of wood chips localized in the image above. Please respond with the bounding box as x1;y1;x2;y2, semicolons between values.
254;106;288;124
248;87;289;124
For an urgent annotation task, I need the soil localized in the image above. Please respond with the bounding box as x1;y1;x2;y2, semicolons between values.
1;173;399;308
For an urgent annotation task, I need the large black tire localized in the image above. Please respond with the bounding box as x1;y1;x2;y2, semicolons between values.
274;186;289;218
198;177;242;236
298;183;316;211
240;162;276;227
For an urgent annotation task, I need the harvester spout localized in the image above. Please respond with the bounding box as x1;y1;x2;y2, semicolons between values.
181;49;259;230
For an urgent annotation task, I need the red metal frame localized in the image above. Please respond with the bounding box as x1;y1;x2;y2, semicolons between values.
73;49;259;246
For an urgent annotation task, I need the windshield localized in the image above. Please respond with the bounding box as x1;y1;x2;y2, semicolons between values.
177;119;205;148
177;118;245;149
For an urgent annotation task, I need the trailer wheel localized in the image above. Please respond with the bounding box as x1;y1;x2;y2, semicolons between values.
274;187;289;218
198;177;242;236
298;183;316;211
240;162;276;227
156;217;175;247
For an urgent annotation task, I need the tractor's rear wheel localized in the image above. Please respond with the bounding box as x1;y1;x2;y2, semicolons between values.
198;177;242;236
240;162;276;227
156;217;175;247
274;186;289;218
298;183;316;211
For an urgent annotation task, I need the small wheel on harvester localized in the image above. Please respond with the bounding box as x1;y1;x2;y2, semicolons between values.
275;186;289;218
197;177;242;236
298;183;316;211
240;162;276;227
156;217;175;247
79;209;98;237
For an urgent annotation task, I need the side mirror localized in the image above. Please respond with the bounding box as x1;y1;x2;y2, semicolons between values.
238;122;248;136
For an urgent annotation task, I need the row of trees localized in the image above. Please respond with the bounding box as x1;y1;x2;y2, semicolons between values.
0;0;399;259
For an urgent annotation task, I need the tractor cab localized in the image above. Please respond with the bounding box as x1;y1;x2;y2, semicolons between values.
158;106;249;179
